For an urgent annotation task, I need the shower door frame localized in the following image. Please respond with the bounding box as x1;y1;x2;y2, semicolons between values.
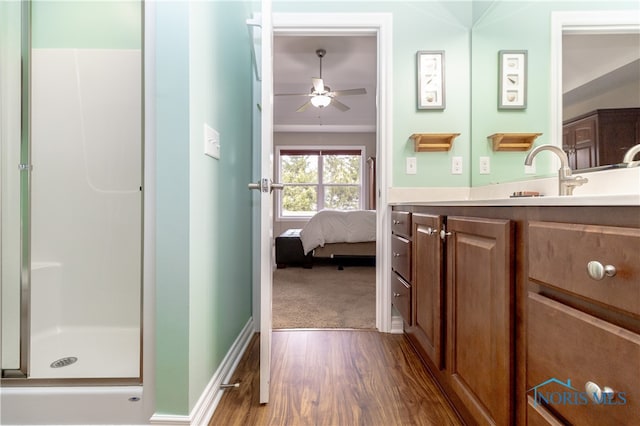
2;0;32;381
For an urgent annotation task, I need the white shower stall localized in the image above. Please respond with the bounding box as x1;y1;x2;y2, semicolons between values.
28;48;142;380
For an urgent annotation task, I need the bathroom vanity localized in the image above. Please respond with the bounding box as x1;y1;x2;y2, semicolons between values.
390;191;639;425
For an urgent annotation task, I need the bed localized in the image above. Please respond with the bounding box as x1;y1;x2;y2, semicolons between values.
275;209;376;268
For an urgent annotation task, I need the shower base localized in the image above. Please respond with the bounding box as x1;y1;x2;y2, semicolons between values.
30;326;140;379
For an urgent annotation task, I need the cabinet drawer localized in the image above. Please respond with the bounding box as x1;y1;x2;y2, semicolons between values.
392;211;411;238
391;235;411;282
528;221;640;316
391;272;411;326
528;293;640;426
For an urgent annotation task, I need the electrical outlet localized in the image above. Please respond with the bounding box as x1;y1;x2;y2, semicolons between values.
406;157;417;174
479;156;490;174
451;156;463;174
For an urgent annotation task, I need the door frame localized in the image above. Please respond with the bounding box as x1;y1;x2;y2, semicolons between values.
255;12;393;333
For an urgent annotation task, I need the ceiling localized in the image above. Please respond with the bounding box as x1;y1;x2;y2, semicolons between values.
563;33;640;103
273;35;377;132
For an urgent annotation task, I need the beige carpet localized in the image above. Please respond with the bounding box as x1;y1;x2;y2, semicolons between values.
272;265;376;329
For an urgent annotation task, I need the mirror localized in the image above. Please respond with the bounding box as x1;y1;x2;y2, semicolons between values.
551;10;640;172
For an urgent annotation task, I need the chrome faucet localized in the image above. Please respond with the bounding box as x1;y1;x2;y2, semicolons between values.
524;144;588;196
622;144;640;166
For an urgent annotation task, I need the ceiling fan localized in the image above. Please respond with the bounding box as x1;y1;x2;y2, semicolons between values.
275;48;367;112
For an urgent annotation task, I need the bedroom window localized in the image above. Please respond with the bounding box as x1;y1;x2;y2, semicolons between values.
277;147;364;218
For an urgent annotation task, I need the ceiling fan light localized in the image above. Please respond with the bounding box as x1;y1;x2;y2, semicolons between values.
311;95;331;108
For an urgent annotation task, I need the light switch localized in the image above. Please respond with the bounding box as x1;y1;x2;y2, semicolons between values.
204;124;220;159
406;157;417;174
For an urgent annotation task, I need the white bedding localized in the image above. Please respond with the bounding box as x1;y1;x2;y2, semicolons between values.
299;209;376;255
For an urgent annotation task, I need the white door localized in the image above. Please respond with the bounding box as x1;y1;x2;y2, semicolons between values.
248;0;275;405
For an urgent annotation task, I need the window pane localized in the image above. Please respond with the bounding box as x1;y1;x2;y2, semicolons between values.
282;185;317;217
323;155;360;184
281;155;318;184
324;186;360;210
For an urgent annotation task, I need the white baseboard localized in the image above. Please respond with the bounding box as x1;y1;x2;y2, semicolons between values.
390;314;404;334
150;317;255;426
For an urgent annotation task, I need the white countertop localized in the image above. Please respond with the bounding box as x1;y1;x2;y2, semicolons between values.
388;167;640;207
391;193;640;207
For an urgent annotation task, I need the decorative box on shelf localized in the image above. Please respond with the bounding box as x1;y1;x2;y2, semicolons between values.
410;133;460;152
488;132;542;151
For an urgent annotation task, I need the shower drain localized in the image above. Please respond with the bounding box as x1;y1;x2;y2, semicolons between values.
50;356;78;368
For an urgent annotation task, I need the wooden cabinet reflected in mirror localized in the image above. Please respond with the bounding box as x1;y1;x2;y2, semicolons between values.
563;32;640;169
562;108;640;170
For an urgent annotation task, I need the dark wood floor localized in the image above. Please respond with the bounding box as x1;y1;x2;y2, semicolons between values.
209;330;462;426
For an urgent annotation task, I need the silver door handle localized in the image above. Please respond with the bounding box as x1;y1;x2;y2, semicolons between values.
248;178;284;193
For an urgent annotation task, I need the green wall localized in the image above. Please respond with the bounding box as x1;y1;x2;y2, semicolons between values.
188;0;254;411
155;0;255;415
155;2;191;415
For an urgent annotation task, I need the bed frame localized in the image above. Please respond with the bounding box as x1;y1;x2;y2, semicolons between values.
275;229;375;269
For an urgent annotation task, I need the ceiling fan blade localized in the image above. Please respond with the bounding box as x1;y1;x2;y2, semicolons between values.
275;93;312;97
312;78;325;93
296;101;313;112
330;88;367;97
330;98;350;112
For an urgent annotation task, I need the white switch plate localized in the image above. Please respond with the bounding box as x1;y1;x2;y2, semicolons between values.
406;157;417;174
479;156;490;174
451;156;463;174
204;123;220;159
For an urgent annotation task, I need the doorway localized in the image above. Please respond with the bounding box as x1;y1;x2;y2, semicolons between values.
272;34;377;329
264;13;394;333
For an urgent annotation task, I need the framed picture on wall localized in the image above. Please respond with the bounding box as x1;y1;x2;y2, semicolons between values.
498;50;527;109
417;50;445;110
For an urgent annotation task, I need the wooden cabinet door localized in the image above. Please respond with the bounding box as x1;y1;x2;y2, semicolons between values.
409;214;444;369
563;126;576;169
445;216;514;426
573;116;597;169
563;115;597;169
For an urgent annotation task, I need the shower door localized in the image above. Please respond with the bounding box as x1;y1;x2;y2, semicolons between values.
0;0;24;375
1;1;143;382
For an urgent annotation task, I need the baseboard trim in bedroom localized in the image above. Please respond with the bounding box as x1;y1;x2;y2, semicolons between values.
149;317;255;426
390;314;404;334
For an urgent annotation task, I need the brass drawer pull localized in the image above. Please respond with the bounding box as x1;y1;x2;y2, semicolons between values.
393;252;401;257
392;219;403;225
393;292;401;298
587;261;617;280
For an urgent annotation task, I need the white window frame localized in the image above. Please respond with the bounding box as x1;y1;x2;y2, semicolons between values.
275;145;366;221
